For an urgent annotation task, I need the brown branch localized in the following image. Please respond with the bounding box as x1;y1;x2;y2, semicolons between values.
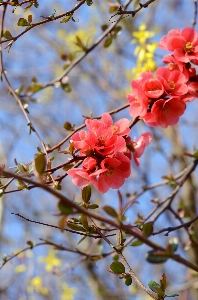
192;0;198;27
91;218;158;300
2;169;198;272
110;0;157;19
11;212;116;239
0;0;87;46
153;215;198;236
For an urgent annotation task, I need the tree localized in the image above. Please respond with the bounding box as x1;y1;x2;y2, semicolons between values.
0;0;198;299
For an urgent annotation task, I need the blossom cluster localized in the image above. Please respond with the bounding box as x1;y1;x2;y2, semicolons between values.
127;27;198;128
67;113;152;193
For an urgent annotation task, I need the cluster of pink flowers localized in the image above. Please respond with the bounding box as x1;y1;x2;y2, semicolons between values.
127;27;198;128
67;113;152;193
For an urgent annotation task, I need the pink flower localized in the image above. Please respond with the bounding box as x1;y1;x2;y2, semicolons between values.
159;27;198;63
156;67;188;96
90;152;131;194
126;92;148;117
125;133;152;166
67;168;95;188
143;97;186;128
162;54;194;79
142;78;164;98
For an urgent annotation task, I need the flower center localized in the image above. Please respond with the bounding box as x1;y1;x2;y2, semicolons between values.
184;42;193;53
168;80;175;89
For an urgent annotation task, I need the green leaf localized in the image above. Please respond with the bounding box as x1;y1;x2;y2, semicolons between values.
58;200;73;215
146;251;168;264
67;222;86;232
61;83;71;93
104;37;112;48
77;236;87;245
86;0;93;6
101;24;108;31
110;261;125;274
103;206;118;218
62;164;74;171
160;273;166;293
63;121;72;130
165;294;179;297
27;240;34;249
148;280;164;297
81;214;89;229
125;277;132;286
34;153;46;174
0;189;4;197
130;240;143;246
17;18;29;26
88;204;99;209
82;185;91;203
3;30;13;39
109;5;119;13
15;179;27;190
142;221;153;237
112;254;119;261
60;15;72;23
75;36;87;51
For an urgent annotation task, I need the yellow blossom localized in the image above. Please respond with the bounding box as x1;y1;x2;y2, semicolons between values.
61;283;77;300
39;249;61;272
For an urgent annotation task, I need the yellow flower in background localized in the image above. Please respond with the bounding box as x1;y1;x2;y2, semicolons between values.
39;249;61;272
130;23;158;78
132;23;155;45
15;264;27;273
27;276;49;296
61;283;77;300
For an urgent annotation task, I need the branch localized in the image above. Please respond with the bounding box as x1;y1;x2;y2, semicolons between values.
192;0;198;27
152;215;198;236
0;0;87;46
1;169;198;272
11;212;116;239
110;0;156;19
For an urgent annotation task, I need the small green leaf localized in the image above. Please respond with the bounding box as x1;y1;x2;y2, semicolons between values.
81;214;89;229
146;251;168;264
125;277;132;286
3;30;13;39
109;5;119;13
34;153;46;174
67;222;86;232
17;18;29;26
60;15;72;23
130;240;143;246
63;121;72;130
58;200;73;215
15;179;27;190
103;206;118;218
61;83;71;93
104;36;112;48
148;280;164;297
112;254;119;261
82;185;91;203
88;204;99;209
143;221;153;237
165;294;179;297
86;0;93;6
62;164;74;171
110;261;125;274
27;240;34;249
77;236;87;245
101;24;108;31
